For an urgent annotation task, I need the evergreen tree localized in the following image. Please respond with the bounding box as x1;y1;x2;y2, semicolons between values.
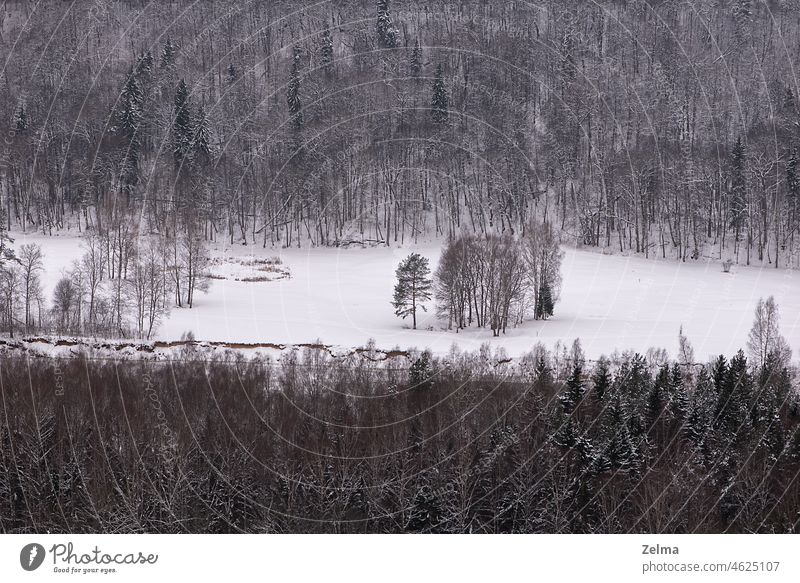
287;49;303;131
392;252;432;329
715;350;751;433
193;104;212;160
320;26;334;77
535;279;555;319
173;79;193;167
553;418;578;449
560;364;585;415
669;362;689;421
647;365;669;429
406;471;442;532
591;358;611;404
787;148;799;231
160;37;176;69
226;63;238;85
408;351;434;391
711;355;728;394
117;72;143;139
135;50;154;78
14;103;27;133
430;64;449;125
409;38;422;76
117;71;143;195
376;0;398;49
535;354;552;385
729;137;747;245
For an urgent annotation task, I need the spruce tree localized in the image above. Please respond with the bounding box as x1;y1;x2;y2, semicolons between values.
430;64;449;125
591;358;611;404
409;38;422;76
409;351;434;390
535;279;555;319
287;49;303;132
118;72;143;139
787;148;799;232
118;71;143;195
173;79;193;167
729;137;747;245
320;26;334;77
560;364;585;415
14;103;27;133
193;104;212;160
669;363;689;421
160;37;176;69
392;253;432;329
376;0;398;49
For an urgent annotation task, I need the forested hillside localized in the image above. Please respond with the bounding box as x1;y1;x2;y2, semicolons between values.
2;344;798;533
2;1;800;265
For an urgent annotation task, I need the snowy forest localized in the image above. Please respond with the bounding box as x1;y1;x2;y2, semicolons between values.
1;1;800;537
1;0;800;265
2;338;799;533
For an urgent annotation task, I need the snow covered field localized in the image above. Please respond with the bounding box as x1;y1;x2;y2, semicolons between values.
9;230;800;361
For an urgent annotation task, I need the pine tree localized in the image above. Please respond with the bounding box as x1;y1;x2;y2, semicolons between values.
392;253;432;329
430;64;449;125
320;26;334;77
376;0;398;49
287;49;303;132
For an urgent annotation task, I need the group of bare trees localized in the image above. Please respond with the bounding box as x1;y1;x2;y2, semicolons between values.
435;222;563;336
2;1;800;266
0;225;209;339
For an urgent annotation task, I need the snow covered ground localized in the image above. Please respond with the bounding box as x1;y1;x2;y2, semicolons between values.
9;230;800;362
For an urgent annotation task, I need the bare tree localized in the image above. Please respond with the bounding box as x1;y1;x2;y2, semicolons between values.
747;296;792;367
51;277;78;334
128;243;169;339
18;243;43;332
0;264;22;337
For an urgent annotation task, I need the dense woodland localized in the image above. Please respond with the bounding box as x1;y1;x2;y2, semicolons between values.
0;334;798;533
2;1;800;266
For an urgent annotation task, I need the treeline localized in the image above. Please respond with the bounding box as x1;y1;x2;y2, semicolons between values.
0;338;798;534
0;227;209;339
2;1;800;265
